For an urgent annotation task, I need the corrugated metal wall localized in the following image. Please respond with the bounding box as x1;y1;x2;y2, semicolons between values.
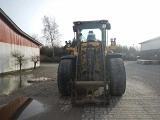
141;49;160;60
0;17;40;73
0;19;38;48
141;39;160;51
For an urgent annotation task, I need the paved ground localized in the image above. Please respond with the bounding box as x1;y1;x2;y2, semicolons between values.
0;61;160;120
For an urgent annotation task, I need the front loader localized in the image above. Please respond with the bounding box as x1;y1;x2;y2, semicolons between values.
57;20;126;104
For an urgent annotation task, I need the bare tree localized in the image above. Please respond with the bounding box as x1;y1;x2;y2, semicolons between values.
31;55;40;69
42;16;61;59
11;51;25;72
30;34;44;45
30;34;38;40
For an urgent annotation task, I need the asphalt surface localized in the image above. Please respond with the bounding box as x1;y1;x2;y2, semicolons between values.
0;61;160;120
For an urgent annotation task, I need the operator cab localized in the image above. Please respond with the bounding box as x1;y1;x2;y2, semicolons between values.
73;20;111;44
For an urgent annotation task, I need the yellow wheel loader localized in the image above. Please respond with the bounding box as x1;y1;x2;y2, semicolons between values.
57;20;126;104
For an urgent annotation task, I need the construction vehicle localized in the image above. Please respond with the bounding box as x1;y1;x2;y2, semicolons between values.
57;20;126;104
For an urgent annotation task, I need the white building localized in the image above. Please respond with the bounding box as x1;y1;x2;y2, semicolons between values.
139;36;160;60
0;9;42;73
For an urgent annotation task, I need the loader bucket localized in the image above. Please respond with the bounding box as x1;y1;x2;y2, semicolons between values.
71;81;110;104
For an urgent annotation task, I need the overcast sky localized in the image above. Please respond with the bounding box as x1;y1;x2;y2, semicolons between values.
0;0;160;47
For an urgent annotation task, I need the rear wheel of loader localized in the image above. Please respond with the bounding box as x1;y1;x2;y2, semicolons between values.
57;59;73;96
109;58;126;96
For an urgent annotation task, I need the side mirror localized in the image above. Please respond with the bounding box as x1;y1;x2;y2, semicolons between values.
73;26;77;32
106;23;111;30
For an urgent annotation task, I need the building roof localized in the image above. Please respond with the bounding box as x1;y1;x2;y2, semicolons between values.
0;8;42;46
139;36;160;44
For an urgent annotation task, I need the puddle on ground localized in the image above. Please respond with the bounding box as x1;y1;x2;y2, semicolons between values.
0;97;47;120
0;74;52;95
0;75;31;95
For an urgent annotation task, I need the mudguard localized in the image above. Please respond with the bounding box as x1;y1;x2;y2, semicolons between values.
61;55;76;60
106;53;123;59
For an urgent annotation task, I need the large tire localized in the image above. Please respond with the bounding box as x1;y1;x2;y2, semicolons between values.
109;58;126;96
57;59;73;96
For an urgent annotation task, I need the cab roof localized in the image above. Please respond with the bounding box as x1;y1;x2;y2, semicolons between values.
73;20;109;25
